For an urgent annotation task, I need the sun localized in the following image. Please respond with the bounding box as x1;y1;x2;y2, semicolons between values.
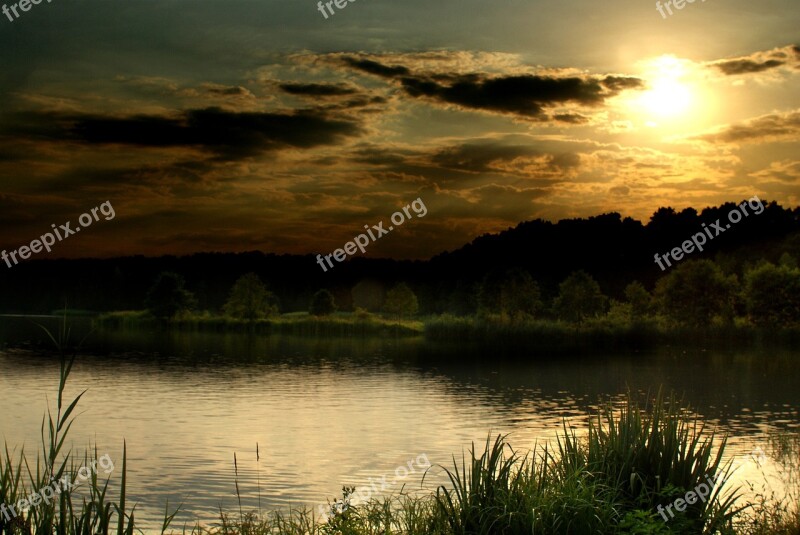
629;55;699;127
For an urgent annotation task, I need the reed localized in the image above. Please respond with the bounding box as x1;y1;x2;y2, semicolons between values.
0;315;177;535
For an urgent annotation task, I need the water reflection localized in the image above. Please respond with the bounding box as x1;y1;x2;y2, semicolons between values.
0;317;798;530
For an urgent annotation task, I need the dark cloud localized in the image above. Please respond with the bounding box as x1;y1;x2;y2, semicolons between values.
708;45;800;75
548;152;581;170
280;83;358;96
553;113;589;124
340;56;642;119
696;110;800;144
715;58;785;75
430;141;580;176
3;107;362;160
205;85;253;97
601;76;643;91
431;142;542;172
341;58;411;78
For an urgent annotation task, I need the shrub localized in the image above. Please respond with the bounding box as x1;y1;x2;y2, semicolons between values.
310;289;337;316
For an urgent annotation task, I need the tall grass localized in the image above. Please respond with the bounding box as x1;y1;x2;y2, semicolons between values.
735;432;800;535
427;394;738;534
184;393;752;535
0;316;177;535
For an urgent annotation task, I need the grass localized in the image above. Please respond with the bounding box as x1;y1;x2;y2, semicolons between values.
93;310;424;337
0;316;178;535
91;310;800;351
173;396;797;535
733;432;800;535
423;313;800;352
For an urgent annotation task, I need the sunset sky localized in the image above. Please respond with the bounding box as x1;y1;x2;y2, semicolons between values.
0;0;798;260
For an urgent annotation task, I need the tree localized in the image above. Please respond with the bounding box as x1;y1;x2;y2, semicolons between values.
624;281;653;318
351;279;385;312
383;283;419;319
223;273;279;321
743;262;800;327
144;272;197;320
478;268;543;318
310;289;337;316
654;260;734;325
553;270;607;324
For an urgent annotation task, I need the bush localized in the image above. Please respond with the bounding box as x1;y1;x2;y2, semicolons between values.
310;289;337;316
553;270;608;324
224;272;280;321
384;283;419;319
144;271;197;320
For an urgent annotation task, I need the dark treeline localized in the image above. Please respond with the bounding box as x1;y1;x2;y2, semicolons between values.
1;199;799;317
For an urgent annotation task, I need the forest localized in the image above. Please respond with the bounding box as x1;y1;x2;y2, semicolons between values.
2;199;800;330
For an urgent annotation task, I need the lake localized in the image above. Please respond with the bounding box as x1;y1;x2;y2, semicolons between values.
0;316;798;531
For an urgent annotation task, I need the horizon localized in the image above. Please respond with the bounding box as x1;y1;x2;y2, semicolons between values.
0;196;790;264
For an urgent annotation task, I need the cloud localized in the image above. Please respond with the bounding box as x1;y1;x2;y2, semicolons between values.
710;45;799;75
608;185;630;196
202;84;256;98
339;55;643;120
752;160;800;184
341;57;412;78
431;141;545;173
695;109;800;144
715;59;785;75
279;83;359;96
3;107;363;160
553;113;589;124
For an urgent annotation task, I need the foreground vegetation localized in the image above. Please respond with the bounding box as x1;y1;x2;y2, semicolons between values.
2;324;798;534
193;403;799;535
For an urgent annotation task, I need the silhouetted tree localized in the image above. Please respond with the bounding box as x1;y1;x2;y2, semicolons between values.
743;262;800;327
145;272;197;319
310;289;336;316
779;252;798;269
383;283;419;319
624;281;653;318
351;279;385;312
223;272;279;321
553;270;607;324
447;280;479;316
478;268;543;317
654;260;734;325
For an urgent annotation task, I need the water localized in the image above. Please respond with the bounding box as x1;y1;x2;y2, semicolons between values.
0;317;798;530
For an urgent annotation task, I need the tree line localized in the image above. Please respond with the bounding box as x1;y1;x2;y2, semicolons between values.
140;253;800;327
1;199;799;326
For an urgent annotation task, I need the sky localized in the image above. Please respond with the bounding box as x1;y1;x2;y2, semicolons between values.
0;0;798;260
